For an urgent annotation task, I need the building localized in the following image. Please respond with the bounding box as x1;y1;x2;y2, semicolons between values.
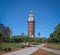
5;27;11;37
0;23;11;38
28;11;35;37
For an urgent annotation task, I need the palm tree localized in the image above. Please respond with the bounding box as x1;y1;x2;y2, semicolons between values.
21;32;24;37
38;32;40;37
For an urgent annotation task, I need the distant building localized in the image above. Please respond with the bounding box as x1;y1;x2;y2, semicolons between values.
28;11;35;37
0;23;11;38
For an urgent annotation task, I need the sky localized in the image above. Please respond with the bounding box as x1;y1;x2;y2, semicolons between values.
0;0;60;38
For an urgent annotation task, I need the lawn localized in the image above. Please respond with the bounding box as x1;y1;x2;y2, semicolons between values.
47;52;58;55
1;43;25;50
48;43;60;50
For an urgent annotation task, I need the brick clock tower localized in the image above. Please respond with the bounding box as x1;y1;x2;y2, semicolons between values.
28;11;35;37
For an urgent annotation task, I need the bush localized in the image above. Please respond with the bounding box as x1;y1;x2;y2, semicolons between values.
4;48;7;51
8;48;11;51
30;42;38;45
4;48;11;51
21;46;25;48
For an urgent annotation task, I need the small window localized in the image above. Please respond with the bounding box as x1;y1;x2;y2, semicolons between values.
30;28;31;30
30;33;31;35
30;25;31;27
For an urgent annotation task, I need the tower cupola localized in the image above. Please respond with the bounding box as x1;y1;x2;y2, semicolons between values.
28;11;34;21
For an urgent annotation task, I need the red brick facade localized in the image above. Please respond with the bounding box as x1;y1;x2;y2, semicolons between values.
28;21;34;37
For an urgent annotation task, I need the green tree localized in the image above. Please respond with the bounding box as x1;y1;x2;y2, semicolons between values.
38;32;40;37
21;32;24;37
49;23;60;42
0;31;4;51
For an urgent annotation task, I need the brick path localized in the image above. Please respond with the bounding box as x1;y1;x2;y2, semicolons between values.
31;49;47;55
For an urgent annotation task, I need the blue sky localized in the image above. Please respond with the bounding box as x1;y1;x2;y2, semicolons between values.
0;0;60;38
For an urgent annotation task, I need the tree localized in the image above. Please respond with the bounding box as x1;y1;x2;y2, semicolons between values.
0;31;4;51
21;32;24;37
2;36;10;43
49;23;60;42
38;32;40;37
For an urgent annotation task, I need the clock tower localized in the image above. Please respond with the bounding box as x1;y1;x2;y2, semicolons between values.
28;11;35;37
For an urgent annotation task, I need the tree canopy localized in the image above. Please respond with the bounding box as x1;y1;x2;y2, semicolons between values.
48;23;60;42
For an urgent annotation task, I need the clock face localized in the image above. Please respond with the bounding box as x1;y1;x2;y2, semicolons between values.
30;17;33;21
28;11;34;21
29;16;33;21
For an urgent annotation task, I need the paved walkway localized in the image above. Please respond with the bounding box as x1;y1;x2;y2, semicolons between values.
3;44;60;55
37;44;60;55
41;47;60;55
3;47;39;55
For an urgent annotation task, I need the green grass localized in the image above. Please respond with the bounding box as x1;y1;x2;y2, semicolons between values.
47;52;58;55
1;43;25;50
48;43;60;50
30;42;38;45
47;52;54;55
